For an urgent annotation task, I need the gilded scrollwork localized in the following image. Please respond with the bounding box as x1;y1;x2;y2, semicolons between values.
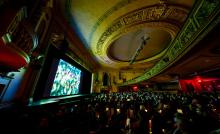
179;19;198;46
95;4;189;57
102;22;177;65
88;0;137;43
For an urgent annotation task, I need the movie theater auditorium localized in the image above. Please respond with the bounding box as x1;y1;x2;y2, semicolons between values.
0;0;220;133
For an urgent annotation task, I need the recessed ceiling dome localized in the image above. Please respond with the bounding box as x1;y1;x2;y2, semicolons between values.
108;28;172;62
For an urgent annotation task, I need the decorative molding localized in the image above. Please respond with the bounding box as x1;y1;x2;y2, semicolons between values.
64;0;137;49
119;0;220;86
179;18;197;46
48;23;94;72
65;50;93;72
11;21;38;55
104;22;178;63
5;7;38;56
34;7;52;45
194;0;220;27
88;0;138;44
11;20;38;55
6;7;27;36
95;4;188;58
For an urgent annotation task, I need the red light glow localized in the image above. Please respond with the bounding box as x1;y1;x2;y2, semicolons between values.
133;86;138;91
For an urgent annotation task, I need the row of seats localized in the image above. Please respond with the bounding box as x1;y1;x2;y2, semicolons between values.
0;91;219;134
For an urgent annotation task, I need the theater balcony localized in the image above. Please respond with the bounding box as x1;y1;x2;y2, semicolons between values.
0;5;38;73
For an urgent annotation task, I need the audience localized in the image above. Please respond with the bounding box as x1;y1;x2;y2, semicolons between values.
1;90;219;134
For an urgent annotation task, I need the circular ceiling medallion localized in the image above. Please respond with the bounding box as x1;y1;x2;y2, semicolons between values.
108;28;172;62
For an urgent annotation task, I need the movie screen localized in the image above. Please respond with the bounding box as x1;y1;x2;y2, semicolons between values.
50;59;81;96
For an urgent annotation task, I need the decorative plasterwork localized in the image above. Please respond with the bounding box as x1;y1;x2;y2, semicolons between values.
88;0;138;43
34;7;52;46
0;6;40;70
48;24;94;72
119;0;220;86
12;21;38;55
105;22;177;63
64;0;138;49
92;4;188;65
6;7;38;56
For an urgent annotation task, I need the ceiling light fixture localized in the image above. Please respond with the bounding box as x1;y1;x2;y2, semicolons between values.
129;34;150;65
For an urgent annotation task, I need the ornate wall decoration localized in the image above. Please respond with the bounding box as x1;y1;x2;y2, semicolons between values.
34;7;52;46
5;7;38;56
12;21;38;55
48;24;94;72
119;0;220;86
194;0;220;26
179;19;198;46
6;7;27;36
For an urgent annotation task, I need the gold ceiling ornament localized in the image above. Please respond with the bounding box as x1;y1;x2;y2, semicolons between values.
93;4;188;55
94;22;181;67
88;0;139;43
92;3;189;66
96;22;178;68
95;5;188;52
105;21;179;56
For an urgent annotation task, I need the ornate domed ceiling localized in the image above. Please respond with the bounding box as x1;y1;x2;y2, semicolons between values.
62;0;194;70
55;0;220;85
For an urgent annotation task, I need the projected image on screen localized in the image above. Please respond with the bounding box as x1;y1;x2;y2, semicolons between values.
50;59;81;96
